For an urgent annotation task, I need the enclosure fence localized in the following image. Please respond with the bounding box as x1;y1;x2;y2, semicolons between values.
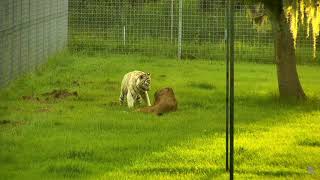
0;0;319;87
0;0;68;87
68;0;319;62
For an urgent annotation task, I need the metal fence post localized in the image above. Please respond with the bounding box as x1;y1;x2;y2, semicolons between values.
178;0;182;60
225;0;230;172
226;0;235;179
171;0;174;43
123;25;126;46
122;3;127;47
229;0;235;179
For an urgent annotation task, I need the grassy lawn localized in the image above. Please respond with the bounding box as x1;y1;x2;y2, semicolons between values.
0;53;319;179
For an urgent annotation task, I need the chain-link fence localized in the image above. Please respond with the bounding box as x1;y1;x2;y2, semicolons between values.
0;0;68;87
68;0;319;62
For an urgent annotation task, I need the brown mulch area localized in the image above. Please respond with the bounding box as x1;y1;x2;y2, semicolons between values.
22;89;78;102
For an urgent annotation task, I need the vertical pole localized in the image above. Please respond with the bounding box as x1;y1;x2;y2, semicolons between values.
20;0;22;74
123;25;126;46
65;0;68;48
225;0;230;172
43;0;45;60
171;0;174;43
178;0;182;59
229;0;235;179
123;3;126;47
10;0;14;81
28;0;30;72
226;0;235;179
121;3;126;47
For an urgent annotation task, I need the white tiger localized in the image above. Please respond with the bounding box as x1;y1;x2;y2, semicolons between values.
119;70;151;108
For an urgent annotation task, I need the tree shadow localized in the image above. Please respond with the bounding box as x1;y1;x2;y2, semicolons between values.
234;93;320;125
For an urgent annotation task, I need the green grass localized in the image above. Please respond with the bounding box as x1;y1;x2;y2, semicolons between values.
68;35;320;64
0;53;319;179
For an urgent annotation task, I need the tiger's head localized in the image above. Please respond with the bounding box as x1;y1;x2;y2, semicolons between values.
137;73;151;91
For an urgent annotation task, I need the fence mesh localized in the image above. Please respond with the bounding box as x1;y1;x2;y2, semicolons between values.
68;0;319;62
0;0;68;87
0;0;319;87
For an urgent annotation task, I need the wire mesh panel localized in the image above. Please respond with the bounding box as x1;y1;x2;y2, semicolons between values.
0;0;68;87
68;0;229;59
68;0;318;62
234;3;273;63
1;0;318;88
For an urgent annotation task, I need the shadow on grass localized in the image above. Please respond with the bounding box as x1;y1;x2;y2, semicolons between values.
47;161;91;178
237;169;306;177
234;93;320;124
298;138;320;147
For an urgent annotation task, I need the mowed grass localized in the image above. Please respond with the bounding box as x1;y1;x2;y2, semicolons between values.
0;53;319;180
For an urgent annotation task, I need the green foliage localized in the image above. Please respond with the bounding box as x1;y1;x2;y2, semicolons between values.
0;53;320;179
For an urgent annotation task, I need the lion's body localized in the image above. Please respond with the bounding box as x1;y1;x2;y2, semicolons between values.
119;71;151;108
137;87;177;115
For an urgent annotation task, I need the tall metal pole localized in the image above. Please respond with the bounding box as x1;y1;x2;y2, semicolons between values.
226;0;235;179
229;0;235;179
178;0;182;60
225;0;230;172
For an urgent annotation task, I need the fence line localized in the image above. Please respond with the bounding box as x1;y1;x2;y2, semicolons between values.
0;0;318;87
0;0;68;87
68;0;318;62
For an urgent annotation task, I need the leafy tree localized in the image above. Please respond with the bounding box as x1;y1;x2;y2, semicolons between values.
246;0;320;99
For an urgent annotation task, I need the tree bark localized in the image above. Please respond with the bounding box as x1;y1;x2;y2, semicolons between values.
271;11;306;100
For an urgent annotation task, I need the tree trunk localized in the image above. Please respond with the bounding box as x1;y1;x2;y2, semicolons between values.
271;11;306;100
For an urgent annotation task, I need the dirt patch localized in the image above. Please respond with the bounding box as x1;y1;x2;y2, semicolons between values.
42;89;78;99
22;95;40;102
22;89;78;103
